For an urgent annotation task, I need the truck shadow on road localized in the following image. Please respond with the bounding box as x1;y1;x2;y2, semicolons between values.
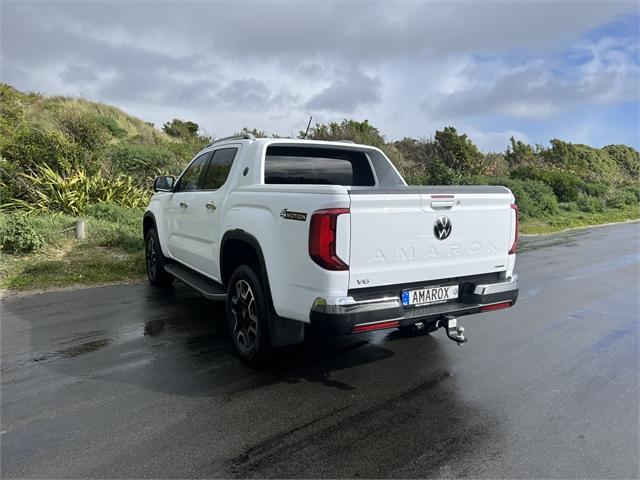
4;282;422;397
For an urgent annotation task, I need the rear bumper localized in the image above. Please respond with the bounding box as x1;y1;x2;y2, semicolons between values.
310;274;518;335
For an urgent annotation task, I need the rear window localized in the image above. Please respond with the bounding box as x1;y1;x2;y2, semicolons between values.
264;146;375;186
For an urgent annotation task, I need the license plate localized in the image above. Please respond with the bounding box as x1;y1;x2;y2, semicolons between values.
402;285;459;307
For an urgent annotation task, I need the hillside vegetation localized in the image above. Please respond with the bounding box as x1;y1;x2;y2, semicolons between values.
0;83;208;212
0;85;638;289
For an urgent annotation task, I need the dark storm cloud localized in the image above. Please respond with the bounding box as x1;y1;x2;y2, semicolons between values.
60;65;99;85
1;1;213;107
305;69;382;112
3;1;636;105
1;3;199;72
215;79;274;110
4;1;635;60
97;73;219;108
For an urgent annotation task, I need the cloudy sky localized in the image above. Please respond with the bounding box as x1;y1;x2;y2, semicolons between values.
2;0;639;151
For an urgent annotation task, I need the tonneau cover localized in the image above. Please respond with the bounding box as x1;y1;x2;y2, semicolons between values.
349;185;511;195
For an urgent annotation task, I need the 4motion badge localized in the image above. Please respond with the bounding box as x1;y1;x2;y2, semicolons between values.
280;209;307;222
434;216;452;240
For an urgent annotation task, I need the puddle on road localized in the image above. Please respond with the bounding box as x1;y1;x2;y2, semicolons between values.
31;338;112;363
57;338;112;357
518;233;582;253
55;330;108;346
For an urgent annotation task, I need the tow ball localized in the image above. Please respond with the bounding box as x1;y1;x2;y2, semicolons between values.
441;316;467;344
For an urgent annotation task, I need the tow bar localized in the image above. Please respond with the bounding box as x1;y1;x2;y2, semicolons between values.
441;316;467;344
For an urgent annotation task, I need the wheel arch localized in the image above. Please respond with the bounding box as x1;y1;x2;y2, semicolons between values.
143;211;156;238
220;229;304;347
220;230;269;291
143;211;172;258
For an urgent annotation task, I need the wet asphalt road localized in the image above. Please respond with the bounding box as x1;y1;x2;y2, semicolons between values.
1;222;639;479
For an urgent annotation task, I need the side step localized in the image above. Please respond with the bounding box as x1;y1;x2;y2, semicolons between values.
164;263;227;301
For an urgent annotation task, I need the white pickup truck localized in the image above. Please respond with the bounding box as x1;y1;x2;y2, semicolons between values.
144;133;519;365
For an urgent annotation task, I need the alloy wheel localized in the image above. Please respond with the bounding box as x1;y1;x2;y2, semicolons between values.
146;236;157;279
230;279;258;352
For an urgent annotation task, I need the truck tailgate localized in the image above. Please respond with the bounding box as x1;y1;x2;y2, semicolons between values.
347;187;515;290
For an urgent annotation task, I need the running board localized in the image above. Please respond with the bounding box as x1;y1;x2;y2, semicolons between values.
164;263;227;301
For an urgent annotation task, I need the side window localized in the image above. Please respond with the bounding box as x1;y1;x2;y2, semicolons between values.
202;148;238;190
175;152;211;192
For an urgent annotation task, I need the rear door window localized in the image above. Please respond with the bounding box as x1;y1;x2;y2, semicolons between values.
264;146;375;186
202;148;238;190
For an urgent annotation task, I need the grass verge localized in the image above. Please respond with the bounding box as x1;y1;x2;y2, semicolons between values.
0;205;146;291
520;205;640;234
0;242;145;290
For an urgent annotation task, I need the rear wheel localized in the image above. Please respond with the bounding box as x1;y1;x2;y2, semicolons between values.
226;265;273;366
145;228;174;287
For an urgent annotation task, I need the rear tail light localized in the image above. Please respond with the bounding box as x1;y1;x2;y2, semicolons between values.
309;208;349;270
509;204;519;254
481;301;512;312
352;320;400;333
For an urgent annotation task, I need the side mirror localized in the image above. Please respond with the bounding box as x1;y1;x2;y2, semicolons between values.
153;176;175;192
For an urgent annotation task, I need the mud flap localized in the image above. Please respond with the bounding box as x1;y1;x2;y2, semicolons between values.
268;313;305;347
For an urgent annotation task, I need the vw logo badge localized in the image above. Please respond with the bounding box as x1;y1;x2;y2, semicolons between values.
433;216;452;240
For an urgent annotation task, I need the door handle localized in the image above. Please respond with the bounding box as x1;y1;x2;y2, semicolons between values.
431;200;455;209
205;202;217;210
179;202;188;209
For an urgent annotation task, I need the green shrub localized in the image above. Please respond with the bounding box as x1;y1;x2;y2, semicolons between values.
582;182;609;197
547;216;574;229
576;194;606;213
516;179;559;218
484;152;509;177
94;115;127;139
0;214;45;253
0;84;27;126
403;158;456;185
12;212;76;244
7;165;150;215
108;143;178;187
621;185;640;204
604;189;638;208
603;144;640;179
0;124;82;173
59;111;110;153
427;158;456;184
0;156;25;203
85;203;144;252
85;202;143;224
459;176;559;219
92;224;143;252
511;166;585;202
542;140;626;184
546;172;584;202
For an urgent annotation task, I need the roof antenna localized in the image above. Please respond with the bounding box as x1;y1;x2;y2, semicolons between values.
303;115;313;138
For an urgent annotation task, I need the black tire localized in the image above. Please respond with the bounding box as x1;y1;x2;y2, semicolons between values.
145;228;174;287
226;265;273;366
399;321;439;337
